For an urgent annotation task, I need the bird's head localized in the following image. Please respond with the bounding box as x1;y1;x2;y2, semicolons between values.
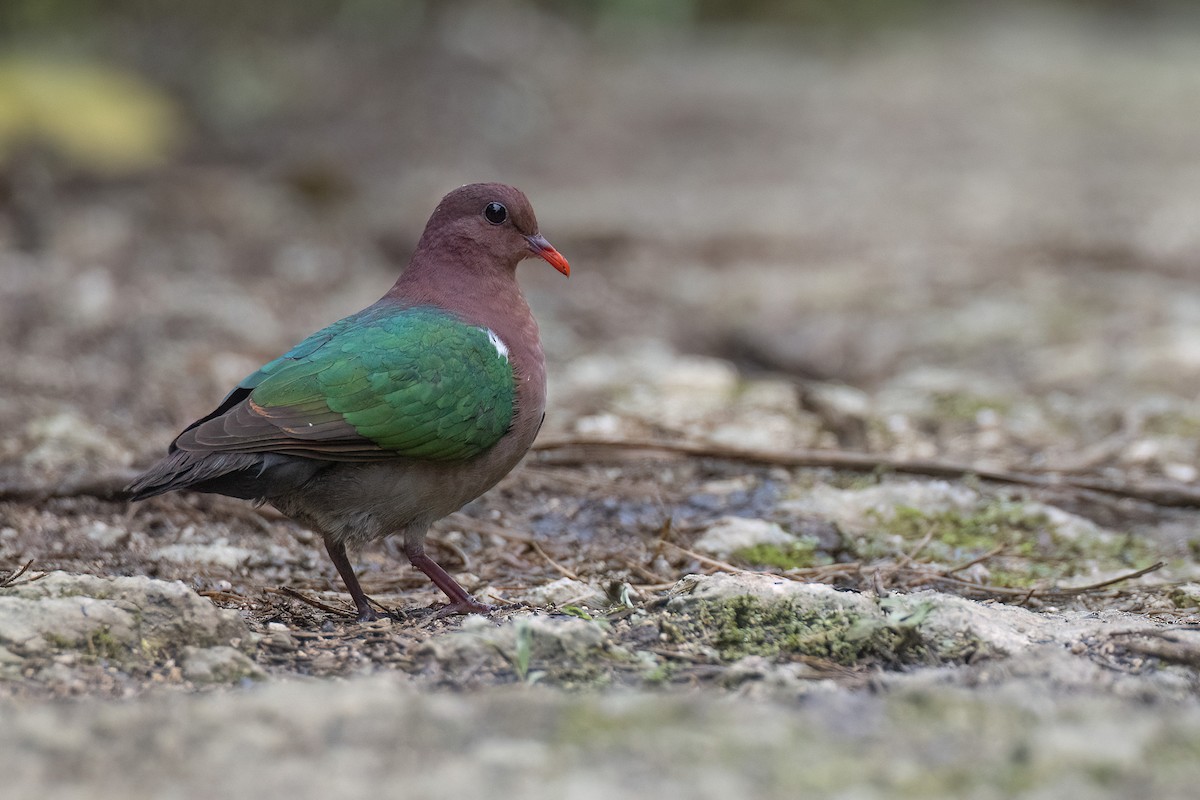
419;183;570;277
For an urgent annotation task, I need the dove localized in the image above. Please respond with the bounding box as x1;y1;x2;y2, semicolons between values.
128;183;569;621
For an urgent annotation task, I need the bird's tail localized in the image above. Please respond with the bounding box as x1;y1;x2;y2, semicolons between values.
126;449;323;502
126;450;267;501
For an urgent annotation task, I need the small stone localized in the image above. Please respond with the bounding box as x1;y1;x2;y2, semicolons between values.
21;411;132;473
693;517;795;557
152;543;255;570
573;413;623;437
1164;462;1198;483
781;480;979;535
180;646;265;684
83;521;127;549
524;577;606;609
266;631;298;651
420;614;607;668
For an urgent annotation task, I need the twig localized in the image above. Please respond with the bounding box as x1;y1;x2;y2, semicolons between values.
905;561;1165;599
661;540;756;576
894;528;938;570
532;437;1200;508
196;589;251;605
1035;561;1165;597
619;555;672;585
273;586;357;618
0;559;44;588
530;541;581;581
941;544;1007;576
785;562;864;582
633;581;679;592
1108;624;1200;637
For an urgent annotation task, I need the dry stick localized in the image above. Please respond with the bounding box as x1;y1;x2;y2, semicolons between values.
662;540;757;576
633;581;680;592
0;559;36;588
1109;625;1200;637
620;555;673;585
786;563;863;582
273;586;357;618
941;544;1008;576
909;561;1165;599
530;540;581;581
196;590;251;604
1034;561;1166;597
532;437;1200;508
894;528;939;570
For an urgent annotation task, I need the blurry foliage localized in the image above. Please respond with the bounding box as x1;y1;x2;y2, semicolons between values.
0;0;1196;42
0;55;179;173
0;0;432;39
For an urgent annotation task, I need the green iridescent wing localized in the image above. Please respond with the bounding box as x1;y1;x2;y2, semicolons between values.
173;305;516;462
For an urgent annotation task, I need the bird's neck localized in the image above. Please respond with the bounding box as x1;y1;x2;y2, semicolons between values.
383;250;545;399
386;245;523;325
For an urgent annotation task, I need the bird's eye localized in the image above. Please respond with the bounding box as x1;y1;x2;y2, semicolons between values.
484;202;507;225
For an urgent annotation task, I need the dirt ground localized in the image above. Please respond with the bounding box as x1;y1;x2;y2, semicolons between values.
5;5;1200;797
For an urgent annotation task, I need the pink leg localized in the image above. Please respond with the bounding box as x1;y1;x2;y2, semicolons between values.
404;541;493;617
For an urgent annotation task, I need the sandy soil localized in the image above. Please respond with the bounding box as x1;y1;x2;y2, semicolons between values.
4;6;1200;796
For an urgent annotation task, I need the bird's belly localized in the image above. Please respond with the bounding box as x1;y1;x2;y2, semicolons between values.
271;446;527;547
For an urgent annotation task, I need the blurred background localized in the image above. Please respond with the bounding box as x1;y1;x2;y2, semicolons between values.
3;0;1200;486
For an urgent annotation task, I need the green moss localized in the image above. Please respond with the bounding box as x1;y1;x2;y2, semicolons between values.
1141;411;1200;438
879;503;1042;554
931;392;1011;421
860;500;1157;590
42;626;132;663
41;632;77;651
734;539;823;570
675;595;904;666
85;627;127;660
664;593;989;668
641;660;673;685
1168;586;1200;609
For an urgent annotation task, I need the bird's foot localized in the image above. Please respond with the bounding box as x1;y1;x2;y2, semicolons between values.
432;598;495;619
355;605;385;623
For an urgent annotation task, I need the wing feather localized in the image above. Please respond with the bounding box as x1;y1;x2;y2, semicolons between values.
171;305;515;462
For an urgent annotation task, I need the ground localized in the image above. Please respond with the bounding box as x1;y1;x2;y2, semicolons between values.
4;5;1200;797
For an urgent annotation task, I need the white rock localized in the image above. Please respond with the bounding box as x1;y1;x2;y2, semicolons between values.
1164;462;1198;483
667;574;1062;659
693;517;795;557
421;615;606;666
781;480;979;534
22;411;132;472
180;645;265;684
83;521;127;549
0;572;250;659
572;413;624;437
152;543;255;570
523;577;607;609
1025;502;1105;542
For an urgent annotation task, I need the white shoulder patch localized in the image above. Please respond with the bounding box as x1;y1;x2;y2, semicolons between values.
485;328;510;362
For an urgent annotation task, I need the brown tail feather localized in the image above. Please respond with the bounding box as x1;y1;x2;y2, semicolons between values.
126;450;324;502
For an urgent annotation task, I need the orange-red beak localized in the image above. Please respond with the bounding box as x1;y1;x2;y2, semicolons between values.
526;234;570;276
